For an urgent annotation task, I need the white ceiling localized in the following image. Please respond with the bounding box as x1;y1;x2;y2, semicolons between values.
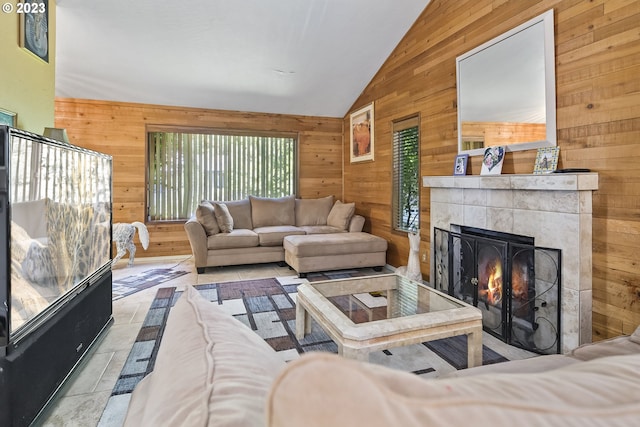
55;0;430;118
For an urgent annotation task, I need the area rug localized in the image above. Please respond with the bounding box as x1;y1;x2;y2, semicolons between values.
424;334;506;370
100;276;511;425
111;268;189;300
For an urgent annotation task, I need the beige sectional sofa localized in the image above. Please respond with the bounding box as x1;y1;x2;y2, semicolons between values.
184;195;387;275
124;284;640;427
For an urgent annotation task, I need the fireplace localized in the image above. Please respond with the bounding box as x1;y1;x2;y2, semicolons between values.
422;173;598;353
434;226;561;354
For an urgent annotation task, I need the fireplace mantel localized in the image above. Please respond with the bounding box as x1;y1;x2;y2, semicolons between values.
422;173;598;352
422;173;598;192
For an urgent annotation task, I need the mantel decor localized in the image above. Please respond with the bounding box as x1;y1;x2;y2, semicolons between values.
453;154;469;176
350;102;374;163
480;146;505;175
533;146;560;174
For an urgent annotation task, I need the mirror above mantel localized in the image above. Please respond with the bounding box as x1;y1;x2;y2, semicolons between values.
457;9;556;156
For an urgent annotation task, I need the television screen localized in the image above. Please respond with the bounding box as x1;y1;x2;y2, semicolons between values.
1;126;112;341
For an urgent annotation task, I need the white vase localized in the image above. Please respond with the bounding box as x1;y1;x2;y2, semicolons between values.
397;230;422;282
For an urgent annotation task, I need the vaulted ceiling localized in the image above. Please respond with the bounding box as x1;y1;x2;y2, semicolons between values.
54;0;430;117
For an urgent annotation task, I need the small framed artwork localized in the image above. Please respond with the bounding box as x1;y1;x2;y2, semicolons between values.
0;108;17;127
480;146;505;176
453;154;469;176
533;146;560;174
350;102;374;163
20;0;50;63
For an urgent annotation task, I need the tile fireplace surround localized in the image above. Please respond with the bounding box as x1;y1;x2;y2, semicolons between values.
422;173;598;353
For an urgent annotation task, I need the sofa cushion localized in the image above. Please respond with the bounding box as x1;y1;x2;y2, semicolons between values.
283;232;387;257
213;203;234;232
327;200;355;230
209;199;253;230
124;284;286;427
249;195;295;228
266;352;640;427
631;325;640;344
196;201;220;235
569;327;640;361
207;229;259;249
295;196;334;226
253;226;306;247
298;225;345;235
445;354;580;378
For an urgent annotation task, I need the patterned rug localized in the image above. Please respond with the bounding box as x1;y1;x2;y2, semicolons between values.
111;268;189;300
99;276;508;425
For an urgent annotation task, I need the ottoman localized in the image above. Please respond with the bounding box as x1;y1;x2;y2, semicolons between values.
283;232;388;277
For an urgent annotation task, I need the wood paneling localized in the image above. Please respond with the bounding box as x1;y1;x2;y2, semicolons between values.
55;98;343;258
343;0;640;340
461;122;547;147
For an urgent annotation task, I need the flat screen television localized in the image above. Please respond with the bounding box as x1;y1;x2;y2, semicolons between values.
0;125;112;349
0;125;113;425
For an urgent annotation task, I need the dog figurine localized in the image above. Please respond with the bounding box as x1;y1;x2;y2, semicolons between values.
112;221;149;267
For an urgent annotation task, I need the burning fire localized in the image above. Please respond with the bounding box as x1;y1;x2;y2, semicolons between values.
511;262;529;302
480;258;503;305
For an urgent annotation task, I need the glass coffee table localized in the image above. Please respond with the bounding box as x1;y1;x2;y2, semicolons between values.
296;273;483;367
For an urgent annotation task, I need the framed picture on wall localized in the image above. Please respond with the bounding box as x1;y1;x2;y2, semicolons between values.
350;102;374;163
0;108;17;127
19;0;50;63
453;154;469;176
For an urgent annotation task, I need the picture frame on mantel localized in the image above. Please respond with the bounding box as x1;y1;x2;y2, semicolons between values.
0;108;17;127
19;0;50;63
480;146;505;175
533;146;560;174
453;154;469;176
350;102;374;163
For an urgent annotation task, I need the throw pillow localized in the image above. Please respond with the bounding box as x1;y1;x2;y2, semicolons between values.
220;199;253;230
213;203;233;233
195;201;220;235
327;200;355;230
295;196;334;226
249;195;295;228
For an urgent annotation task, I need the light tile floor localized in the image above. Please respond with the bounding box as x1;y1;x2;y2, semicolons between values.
37;255;296;427
36;256;536;426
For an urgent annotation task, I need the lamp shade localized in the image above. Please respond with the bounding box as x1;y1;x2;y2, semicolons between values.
43;127;70;143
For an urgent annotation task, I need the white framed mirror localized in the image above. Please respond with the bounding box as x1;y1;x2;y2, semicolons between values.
456;9;556;156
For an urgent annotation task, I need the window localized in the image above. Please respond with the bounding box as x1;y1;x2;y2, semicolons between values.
147;129;297;221
392;116;420;232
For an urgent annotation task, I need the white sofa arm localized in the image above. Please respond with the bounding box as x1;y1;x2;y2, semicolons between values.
348;215;365;232
184;216;208;271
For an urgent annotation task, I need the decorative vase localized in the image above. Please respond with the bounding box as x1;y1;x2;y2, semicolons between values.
397;230;422;282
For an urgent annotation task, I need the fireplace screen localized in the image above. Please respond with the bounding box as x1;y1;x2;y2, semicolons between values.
434;227;561;354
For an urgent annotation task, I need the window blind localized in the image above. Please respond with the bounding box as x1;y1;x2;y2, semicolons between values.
392;116;420;232
148;130;297;221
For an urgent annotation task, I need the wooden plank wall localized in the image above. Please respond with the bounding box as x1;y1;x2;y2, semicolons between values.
55;98;343;259
461;122;547;146
343;0;640;340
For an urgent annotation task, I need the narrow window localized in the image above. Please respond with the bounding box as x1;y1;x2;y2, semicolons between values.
147;129;297;221
392;116;420;232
